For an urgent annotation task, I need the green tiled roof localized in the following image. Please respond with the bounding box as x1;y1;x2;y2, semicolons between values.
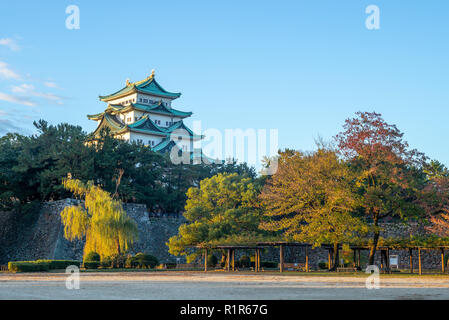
87;112;105;121
91;113;125;136
89;113;203;141
89;102;191;120
152;138;175;152
131;102;192;118
99;74;181;101
124;115;167;136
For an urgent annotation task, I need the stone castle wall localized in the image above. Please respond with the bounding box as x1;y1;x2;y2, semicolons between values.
0;199;186;264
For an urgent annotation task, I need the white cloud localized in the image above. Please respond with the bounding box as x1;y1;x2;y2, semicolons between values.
0;61;20;80
0;92;35;106
44;81;59;88
34;91;63;103
11;83;34;93
9;83;64;105
0;38;20;51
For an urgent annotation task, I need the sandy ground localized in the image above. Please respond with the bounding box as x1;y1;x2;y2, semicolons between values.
1;271;449;300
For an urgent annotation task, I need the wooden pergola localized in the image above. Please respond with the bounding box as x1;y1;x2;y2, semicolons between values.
349;245;449;275
195;243;313;273
256;242;313;273
194;243;449;275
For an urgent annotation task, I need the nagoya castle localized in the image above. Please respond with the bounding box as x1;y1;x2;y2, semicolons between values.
87;70;204;156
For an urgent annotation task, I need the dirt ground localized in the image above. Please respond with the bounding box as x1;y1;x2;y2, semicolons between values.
1;271;449;300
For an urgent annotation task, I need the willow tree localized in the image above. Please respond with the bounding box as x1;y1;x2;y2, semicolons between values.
260;148;368;270
60;178;138;260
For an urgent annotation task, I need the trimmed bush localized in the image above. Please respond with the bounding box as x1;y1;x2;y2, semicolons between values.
318;262;328;270
8;261;50;272
84;252;100;262
239;255;251;268
83;251;102;269
207;254;218;268
126;253;159;269
101;256;112;268
83;261;100;269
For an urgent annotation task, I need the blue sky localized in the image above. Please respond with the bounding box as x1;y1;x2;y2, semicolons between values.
0;1;448;165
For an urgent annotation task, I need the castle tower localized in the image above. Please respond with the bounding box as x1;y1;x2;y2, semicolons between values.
87;70;203;154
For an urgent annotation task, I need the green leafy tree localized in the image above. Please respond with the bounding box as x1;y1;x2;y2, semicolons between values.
167;173;265;262
0;133;27;208
60;178;138;260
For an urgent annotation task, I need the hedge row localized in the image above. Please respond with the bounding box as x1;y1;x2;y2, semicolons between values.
8;260;80;272
125;253;159;269
36;260;81;269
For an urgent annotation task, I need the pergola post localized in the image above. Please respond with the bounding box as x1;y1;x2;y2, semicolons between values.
231;249;235;271
254;249;258;272
358;249;361;268
227;249;231;272
409;249;413;274
279;244;284;273
380;250;384;272
305;246;309;272
328;248;332;270
353;249;356;268
441;248;445;274
418;248;422;275
385;248;391;273
257;249;261;272
204;248;208;272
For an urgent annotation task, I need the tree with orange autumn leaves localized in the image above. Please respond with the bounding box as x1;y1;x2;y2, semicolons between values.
260;112;449;266
259;147;368;270
335;112;429;264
